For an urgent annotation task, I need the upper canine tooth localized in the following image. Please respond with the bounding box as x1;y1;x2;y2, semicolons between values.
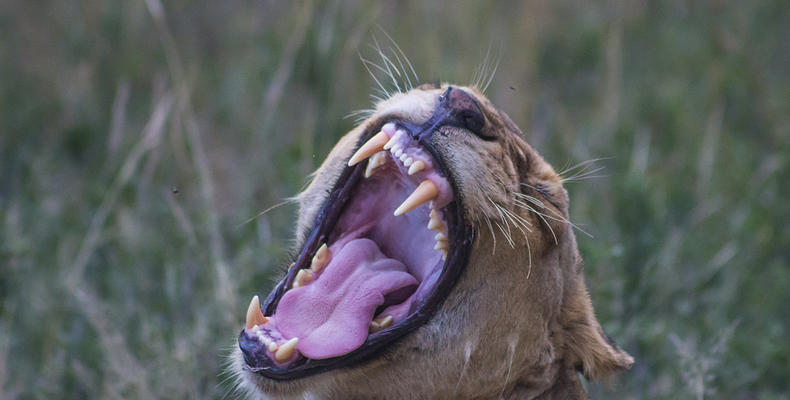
348;131;390;166
246;295;269;329
394;180;439;216
311;243;331;273
292;269;314;288
275;337;299;362
408;160;425;175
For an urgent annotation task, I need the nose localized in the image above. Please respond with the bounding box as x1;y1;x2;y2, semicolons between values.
407;86;486;141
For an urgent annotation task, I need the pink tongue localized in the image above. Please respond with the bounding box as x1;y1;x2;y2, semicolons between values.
273;238;418;359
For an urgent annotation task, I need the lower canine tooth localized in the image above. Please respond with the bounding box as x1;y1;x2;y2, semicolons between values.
292;269;314;288
311;243;331;273
246;295;269;329
394;180;439;216
275;337;299;362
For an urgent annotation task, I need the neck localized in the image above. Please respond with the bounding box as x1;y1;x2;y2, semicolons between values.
505;368;587;400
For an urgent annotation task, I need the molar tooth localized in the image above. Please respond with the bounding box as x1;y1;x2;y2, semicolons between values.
275;337;299;362
364;151;387;178
408;160;425;175
369;315;394;333
394;180;439;216
246;295;269;329
377;315;394;329
292;269;314;288
348;131;390;166
311;243;331;273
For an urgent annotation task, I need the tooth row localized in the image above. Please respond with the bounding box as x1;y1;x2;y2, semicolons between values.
369;315;394;333
428;207;448;260
394;179;439;216
245;295;269;329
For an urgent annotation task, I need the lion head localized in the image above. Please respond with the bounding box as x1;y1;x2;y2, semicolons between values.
231;83;632;399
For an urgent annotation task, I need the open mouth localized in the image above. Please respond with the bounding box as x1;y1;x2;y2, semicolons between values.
239;119;472;380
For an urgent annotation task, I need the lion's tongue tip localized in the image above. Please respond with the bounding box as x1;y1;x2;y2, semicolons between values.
273;238;417;359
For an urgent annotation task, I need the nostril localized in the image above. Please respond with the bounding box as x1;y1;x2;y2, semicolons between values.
461;110;485;135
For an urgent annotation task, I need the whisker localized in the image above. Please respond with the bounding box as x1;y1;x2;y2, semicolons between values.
371;37;402;94
482;44;501;93
377;27;419;85
359;54;390;100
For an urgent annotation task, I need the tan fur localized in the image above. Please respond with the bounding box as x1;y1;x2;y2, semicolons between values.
232;84;632;399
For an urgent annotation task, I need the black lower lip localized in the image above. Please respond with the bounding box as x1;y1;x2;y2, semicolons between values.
240;123;474;381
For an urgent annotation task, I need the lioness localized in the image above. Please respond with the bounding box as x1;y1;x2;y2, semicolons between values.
232;83;633;399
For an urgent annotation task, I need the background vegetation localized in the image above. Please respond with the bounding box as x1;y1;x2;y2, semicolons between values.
1;1;788;398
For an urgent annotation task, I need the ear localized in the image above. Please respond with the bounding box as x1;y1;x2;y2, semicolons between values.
560;277;634;381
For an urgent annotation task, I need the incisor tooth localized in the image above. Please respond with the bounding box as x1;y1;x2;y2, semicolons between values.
441;249;447;260
434;240;449;251
292;269;314;288
403;157;413;167
394;180;439;216
348;131;390;166
434;232;447;241
267;342;279;353
311;243;331;273
408;160;425;175
275;337;299;362
246;295;268;329
394;148;403;157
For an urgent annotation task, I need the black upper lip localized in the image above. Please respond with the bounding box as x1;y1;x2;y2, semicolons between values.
241;88;476;380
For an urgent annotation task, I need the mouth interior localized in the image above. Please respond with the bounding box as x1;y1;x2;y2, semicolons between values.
242;122;455;365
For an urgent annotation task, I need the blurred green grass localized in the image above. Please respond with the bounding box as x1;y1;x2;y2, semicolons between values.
1;1;789;398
